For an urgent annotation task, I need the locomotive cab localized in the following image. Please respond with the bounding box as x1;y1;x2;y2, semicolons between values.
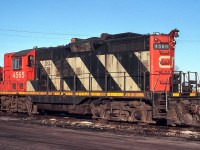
2;49;35;92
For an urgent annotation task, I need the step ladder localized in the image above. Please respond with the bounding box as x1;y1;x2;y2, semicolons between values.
153;93;168;119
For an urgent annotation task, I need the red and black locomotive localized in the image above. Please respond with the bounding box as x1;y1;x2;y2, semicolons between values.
0;29;200;126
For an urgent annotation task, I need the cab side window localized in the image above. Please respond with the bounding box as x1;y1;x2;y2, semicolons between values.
12;58;21;70
28;55;34;67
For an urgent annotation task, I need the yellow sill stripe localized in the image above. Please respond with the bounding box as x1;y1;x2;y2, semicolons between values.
90;92;106;96
190;93;197;97
125;92;144;97
107;92;124;97
0;91;197;98
172;92;197;97
172;93;180;97
0;91;145;98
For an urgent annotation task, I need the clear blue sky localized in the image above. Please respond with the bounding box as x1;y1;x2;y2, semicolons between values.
0;0;200;74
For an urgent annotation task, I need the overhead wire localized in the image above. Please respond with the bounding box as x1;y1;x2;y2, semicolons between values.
0;33;70;40
0;28;91;37
177;39;200;43
0;28;100;40
0;28;200;42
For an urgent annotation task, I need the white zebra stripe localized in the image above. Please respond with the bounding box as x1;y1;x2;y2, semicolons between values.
97;54;140;91
40;60;70;90
66;57;102;91
134;51;150;71
26;81;35;91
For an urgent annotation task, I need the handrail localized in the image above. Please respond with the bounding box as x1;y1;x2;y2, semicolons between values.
153;72;160;92
165;74;171;111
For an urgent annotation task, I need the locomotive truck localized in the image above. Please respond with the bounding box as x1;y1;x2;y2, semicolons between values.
0;29;200;126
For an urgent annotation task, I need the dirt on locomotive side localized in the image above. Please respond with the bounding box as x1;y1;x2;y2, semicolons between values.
1;112;200;141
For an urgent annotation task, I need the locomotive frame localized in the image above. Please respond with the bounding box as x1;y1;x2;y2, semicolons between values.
1;29;200;126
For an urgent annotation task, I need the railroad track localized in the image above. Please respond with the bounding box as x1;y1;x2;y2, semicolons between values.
0;111;200;141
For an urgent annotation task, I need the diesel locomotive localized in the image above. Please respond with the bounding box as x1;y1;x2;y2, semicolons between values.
0;29;200;126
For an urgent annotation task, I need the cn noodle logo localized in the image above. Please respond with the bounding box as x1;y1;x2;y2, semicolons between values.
159;56;174;69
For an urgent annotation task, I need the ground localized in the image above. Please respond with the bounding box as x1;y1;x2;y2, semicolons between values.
0;116;200;150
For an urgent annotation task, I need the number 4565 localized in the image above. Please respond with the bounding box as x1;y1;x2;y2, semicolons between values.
12;71;25;79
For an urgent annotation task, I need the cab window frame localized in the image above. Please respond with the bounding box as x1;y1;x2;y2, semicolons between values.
12;57;22;70
28;55;34;67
